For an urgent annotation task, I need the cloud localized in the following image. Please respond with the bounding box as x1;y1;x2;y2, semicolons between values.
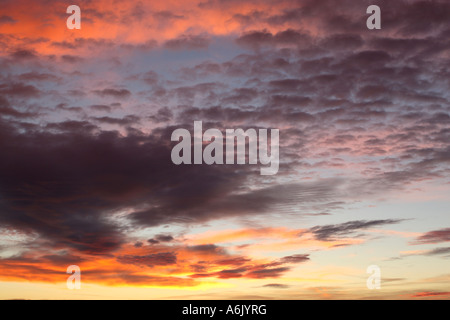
146;234;175;245
18;72;59;82
2;119;315;254
0;0;449;296
319;34;364;51
0;82;40;97
308;220;404;241
129;180;343;227
9;49;37;60
89;105;113;112
93;88;132;99
153;11;185;22
262;283;290;289
280;254;310;264
414;228;450;244
236;29;311;49
0;234;311;286
190;252;309;280
0;15;16;25
187;244;227;254
164;34;211;50
45;120;98;133
246;267;290;279
411;291;450;298
117;252;177;267
61;55;84;64
423;247;450;256
0;95;36;118
41;253;86;265
155;235;175;242
92;115;140;126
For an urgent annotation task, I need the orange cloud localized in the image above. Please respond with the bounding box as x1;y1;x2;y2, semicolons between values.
185;227;364;253
0;236;312;287
411;291;450;298
0;0;310;57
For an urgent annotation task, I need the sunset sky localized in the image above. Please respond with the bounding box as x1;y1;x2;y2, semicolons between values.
0;0;449;299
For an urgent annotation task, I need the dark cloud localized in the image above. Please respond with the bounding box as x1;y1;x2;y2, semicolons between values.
164;34;211;50
1;119;319;254
236;29;311;49
147;235;175;244
9;49;37;60
187;244;226;255
18;72;59;82
214;267;248;279
128;1;148;22
190;252;309;280
0;125;162;253
41;253;86;265
149;107;173;123
246;267;290;279
280;254;310;264
61;55;84;64
155;235;174;242
82;8;119;24
415;228;450;244
0;106;36;118
424;247;450;256
262;283;290;289
117;252;177;267
320;34;364;51
89;105;113;112
93;88;132;99
216;257;251;266
153;11;185;21
382;0;450;36
308;220;403;241
92;115;140;126
0;96;36;118
231;11;265;26
0;96;9;108
180;61;223;79
45;120;98;133
0;82;40;97
130;179;343;227
262;0;450;37
54;103;83;113
0;15;16;25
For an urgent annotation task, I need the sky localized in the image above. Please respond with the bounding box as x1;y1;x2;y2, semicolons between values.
0;0;449;300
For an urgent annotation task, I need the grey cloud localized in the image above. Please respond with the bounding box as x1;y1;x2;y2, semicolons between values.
93;88;132;99
308;220;404;241
117;252;177;267
164;34;211;50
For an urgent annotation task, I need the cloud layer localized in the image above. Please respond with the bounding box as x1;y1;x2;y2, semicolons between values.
0;0;449;298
